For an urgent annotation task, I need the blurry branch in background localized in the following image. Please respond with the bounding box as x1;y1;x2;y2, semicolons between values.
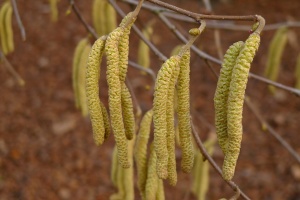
0;50;25;86
11;0;26;41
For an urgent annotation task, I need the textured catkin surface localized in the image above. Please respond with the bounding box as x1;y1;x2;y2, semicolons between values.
86;36;106;146
145;146;159;200
100;101;111;140
92;0;106;36
106;27;130;168
156;179;165;200
0;1;11;54
166;55;181;186
223;32;260;180
214;41;244;155
177;50;194;173
121;83;135;140
134;109;153;199
153;56;180;179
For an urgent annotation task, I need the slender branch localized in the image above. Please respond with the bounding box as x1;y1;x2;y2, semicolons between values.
146;0;257;22
69;0;98;39
0;50;25;86
128;60;156;82
191;123;250;200
11;0;26;41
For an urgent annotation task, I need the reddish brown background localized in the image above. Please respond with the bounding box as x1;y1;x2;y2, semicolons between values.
1;0;300;199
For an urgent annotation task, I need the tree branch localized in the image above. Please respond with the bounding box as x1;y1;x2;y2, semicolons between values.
11;0;26;41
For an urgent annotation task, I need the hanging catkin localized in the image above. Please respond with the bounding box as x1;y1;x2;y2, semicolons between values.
92;0;106;36
100;101;111;140
134;109;153;199
214;41;244;155
177;50;194;173
166;55;181;186
86;36;106;146
105;27;130;168
295;54;300;89
0;1;13;55
145;145;159;200
223;31;261;181
121;83;135;140
153;56;181;179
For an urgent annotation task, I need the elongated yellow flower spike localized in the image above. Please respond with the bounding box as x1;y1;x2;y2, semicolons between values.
92;0;106;36
105;2;117;35
134;109;153;199
145;145;159;200
100;101;111;140
49;0;58;22
166;55;181;186
106;27;130;168
73;38;89;108
223;31;261;181
86;36;106;146
4;2;13;53
0;1;12;55
295;54;300;89
156;179;165;200
78;44;92;117
121;83;135;139
111;146;119;187
177;50;194;173
153;56;181;179
214;41;244;154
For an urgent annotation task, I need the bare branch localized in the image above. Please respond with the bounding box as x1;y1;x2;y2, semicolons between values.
11;0;26;41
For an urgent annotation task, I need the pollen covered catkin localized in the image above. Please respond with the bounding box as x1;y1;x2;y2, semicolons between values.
106;27;130;168
4;2;13;53
214;41;244;154
145;145;159;200
156;179;165;200
0;1;13;55
86;36;106;146
166;55;181;186
121;83;135;140
153;56;181;179
92;0;106;36
177;50;194;173
100;101;111;140
134;109;153;199
295;54;300;89
223;32;260;181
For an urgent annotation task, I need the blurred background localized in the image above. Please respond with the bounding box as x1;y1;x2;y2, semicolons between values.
0;0;300;199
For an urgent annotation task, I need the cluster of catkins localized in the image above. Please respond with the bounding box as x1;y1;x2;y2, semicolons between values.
214;18;264;180
0;1;14;55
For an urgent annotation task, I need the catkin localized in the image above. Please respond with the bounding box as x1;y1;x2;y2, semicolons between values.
138;24;153;74
166;55;181;186
4;2;13;53
156;179;165;200
111;146;119;187
223;32;261;181
177;50;194;173
105;2;117;35
121;83;135;139
134;109;153;199
153;56;181;179
295;54;300;89
100;101;111;140
77;44;92;117
86;36;106;146
214;41;244;155
0;1;12;55
106;27;130;168
264;27;288;93
92;0;106;36
73;38;89;108
49;0;58;22
145;145;159;200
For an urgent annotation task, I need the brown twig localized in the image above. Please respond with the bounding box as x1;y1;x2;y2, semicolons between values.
191;123;250;200
11;0;26;41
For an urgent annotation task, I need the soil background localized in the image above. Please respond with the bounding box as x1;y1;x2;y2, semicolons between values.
1;0;300;199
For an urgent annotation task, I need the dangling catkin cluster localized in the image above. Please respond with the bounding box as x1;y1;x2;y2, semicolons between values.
0;1;14;55
214;18;264;180
49;0;58;22
153;25;204;183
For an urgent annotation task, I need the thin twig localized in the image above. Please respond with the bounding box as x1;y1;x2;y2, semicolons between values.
11;0;26;41
244;96;300;164
0;50;25;86
128;60;156;82
191;123;250;200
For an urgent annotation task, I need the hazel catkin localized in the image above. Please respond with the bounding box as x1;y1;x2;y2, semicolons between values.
86;36;106;146
121;83;135;140
223;32;260;181
214;41;244;155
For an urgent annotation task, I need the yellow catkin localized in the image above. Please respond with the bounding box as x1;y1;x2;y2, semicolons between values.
156;179;165;200
105;27;130;168
153;56;181;179
213;41;244;155
264;27;288;93
166;55;181;186
121;83;135;139
104;1;117;35
111;146;119;187
295;53;300;89
223;32;260;181
73;38;89;108
177;50;194;173
145;145;159;200
77;44;91;117
134;109;153;199
4;2;13;54
0;1;11;55
86;36;106;146
49;0;58;22
92;0;106;36
100;101;111;140
138;24;153;75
